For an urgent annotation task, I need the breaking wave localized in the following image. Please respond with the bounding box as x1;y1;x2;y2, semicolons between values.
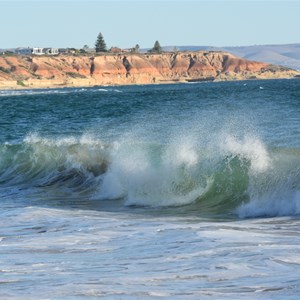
0;132;300;219
0;87;122;97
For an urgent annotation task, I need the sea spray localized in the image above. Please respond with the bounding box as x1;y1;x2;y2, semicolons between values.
97;138;206;206
222;135;271;173
94;133;268;210
237;148;300;218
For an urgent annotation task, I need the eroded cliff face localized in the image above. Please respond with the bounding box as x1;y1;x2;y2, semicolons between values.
0;51;299;89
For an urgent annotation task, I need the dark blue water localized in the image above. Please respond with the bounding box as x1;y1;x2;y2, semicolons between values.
0;80;299;143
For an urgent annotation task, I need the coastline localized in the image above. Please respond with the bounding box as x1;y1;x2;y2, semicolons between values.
1;77;300;92
0;51;299;90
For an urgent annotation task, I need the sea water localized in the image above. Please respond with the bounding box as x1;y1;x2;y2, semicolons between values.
0;79;300;299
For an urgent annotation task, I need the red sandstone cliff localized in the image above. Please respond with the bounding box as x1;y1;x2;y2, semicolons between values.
0;51;299;89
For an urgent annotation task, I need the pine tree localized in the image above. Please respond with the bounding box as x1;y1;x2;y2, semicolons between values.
95;32;107;53
151;40;162;53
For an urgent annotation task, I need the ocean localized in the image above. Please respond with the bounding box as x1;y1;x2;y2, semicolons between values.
0;79;300;299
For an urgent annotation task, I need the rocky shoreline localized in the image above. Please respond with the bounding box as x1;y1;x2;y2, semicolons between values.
0;51;299;90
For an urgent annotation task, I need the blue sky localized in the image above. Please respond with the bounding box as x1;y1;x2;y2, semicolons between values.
1;0;300;49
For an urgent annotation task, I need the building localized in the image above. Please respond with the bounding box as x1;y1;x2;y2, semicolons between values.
32;48;45;55
16;47;33;55
109;47;122;54
45;48;59;55
14;47;59;56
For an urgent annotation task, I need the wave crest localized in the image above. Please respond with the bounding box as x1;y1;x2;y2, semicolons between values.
1;133;300;218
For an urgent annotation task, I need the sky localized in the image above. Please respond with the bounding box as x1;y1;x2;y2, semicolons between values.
1;0;300;49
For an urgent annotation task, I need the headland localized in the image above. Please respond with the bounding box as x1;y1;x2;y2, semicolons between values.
0;51;299;90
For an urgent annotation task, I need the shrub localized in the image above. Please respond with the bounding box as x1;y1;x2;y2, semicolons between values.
66;72;86;79
0;66;11;73
30;63;39;73
17;80;26;86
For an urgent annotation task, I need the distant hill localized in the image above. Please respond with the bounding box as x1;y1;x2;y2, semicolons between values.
164;44;300;71
162;45;214;52
222;44;300;70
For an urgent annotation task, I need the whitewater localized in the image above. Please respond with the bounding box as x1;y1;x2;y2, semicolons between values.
0;79;300;299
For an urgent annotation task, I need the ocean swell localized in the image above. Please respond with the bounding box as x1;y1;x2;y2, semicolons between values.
0;133;299;218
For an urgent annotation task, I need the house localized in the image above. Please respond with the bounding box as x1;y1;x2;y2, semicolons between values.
58;48;68;54
109;47;122;54
32;48;45;55
16;47;33;55
45;48;59;55
13;47;60;56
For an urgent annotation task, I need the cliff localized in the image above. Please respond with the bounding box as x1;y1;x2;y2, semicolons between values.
0;51;299;89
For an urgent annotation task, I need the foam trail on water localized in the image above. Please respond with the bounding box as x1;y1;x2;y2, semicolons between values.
238;190;300;218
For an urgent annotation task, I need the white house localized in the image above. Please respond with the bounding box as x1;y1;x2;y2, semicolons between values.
14;47;60;56
45;48;59;55
32;48;45;55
